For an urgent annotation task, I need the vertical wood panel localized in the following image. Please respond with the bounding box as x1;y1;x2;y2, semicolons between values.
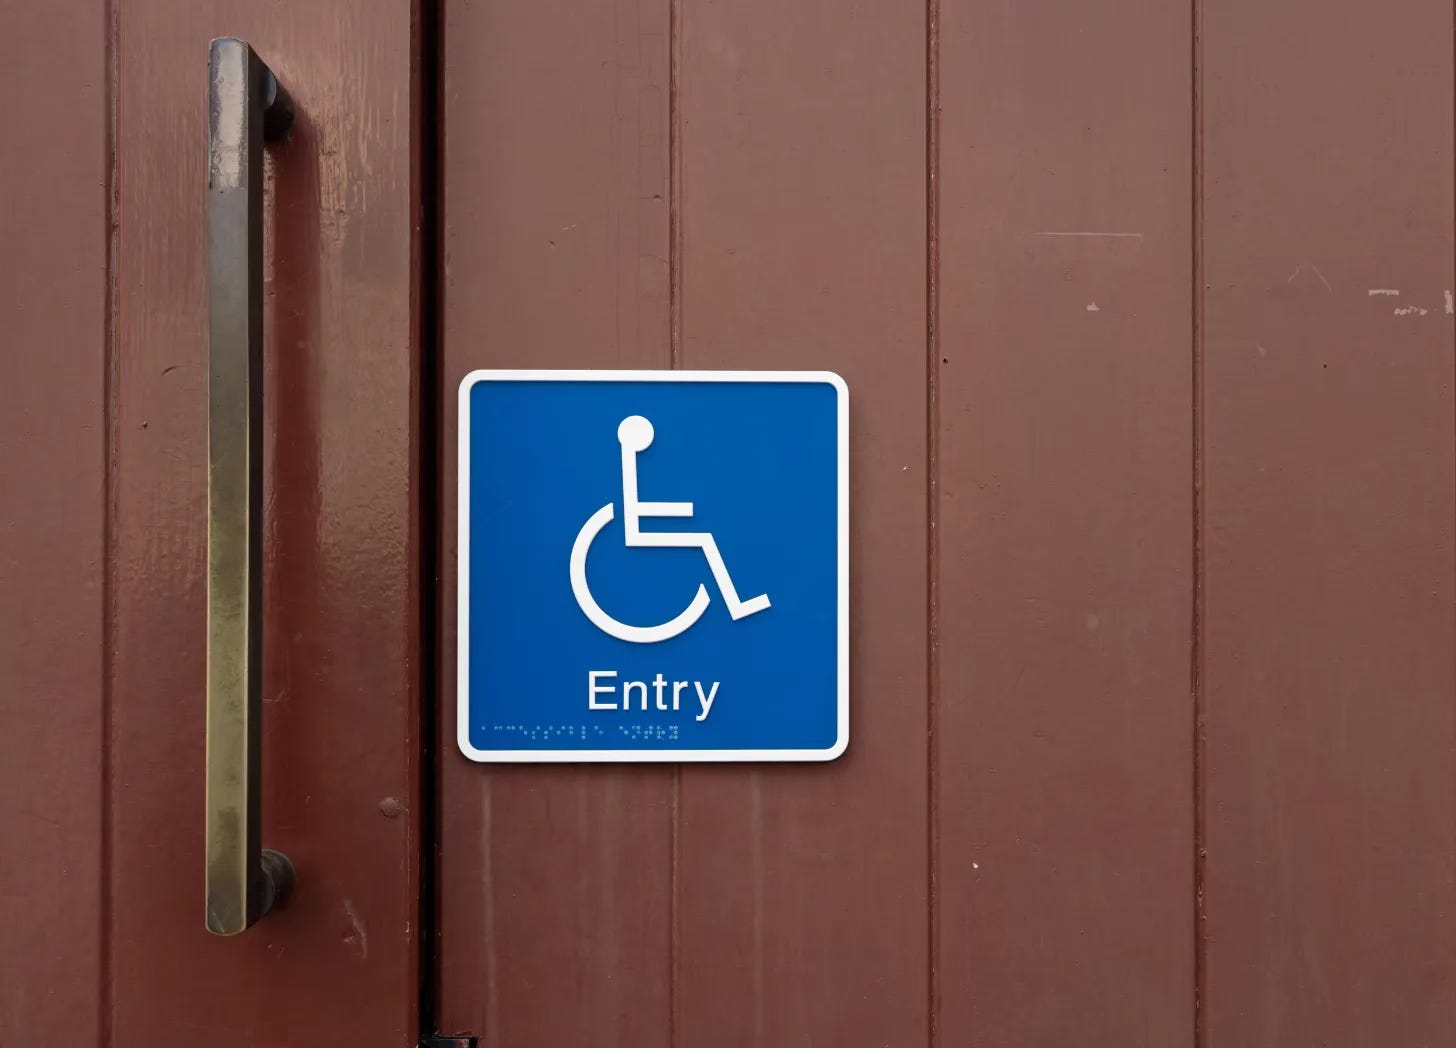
0;1;108;1042
439;1;675;1044
674;2;929;1044
936;1;1196;1042
1202;2;1456;1043
109;5;420;1044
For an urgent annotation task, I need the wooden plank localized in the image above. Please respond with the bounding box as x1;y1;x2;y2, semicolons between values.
0;1;108;1042
673;2;929;1044
935;1;1196;1042
438;0;675;1044
1201;2;1456;1043
108;4;421;1043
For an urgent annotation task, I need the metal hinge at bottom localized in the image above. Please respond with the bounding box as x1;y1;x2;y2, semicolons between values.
420;1036;476;1048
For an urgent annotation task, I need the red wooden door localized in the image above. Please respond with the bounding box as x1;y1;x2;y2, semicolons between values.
3;2;424;1044
5;2;1455;1047
434;2;1454;1046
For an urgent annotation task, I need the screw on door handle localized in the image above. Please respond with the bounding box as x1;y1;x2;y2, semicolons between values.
205;36;295;936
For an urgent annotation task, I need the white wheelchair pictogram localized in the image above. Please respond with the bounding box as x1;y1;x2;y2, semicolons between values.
570;415;771;643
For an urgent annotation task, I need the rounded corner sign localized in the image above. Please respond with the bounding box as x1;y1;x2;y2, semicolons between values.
456;369;848;763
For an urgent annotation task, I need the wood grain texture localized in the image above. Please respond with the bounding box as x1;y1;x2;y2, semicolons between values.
109;4;420;1044
0;1;108;1042
1201;2;1456;1043
438;0;675;1044
935;1;1196;1042
673;1;929;1044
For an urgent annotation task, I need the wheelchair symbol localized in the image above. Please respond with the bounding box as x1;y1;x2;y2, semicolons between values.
569;415;771;643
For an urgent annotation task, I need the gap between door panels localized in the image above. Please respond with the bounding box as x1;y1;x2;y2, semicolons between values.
416;0;458;1045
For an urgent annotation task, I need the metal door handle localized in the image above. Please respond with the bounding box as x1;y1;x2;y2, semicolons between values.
205;37;295;936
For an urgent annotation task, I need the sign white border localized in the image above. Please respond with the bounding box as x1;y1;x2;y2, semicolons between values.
457;369;849;763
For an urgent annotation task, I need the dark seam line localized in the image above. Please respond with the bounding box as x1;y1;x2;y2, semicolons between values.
1191;0;1207;1043
102;0;119;1044
418;0;447;1040
925;0;942;1044
668;0;684;1044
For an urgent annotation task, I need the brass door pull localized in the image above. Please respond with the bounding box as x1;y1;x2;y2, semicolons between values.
205;37;295;936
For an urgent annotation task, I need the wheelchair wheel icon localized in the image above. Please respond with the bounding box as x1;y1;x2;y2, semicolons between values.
569;415;771;644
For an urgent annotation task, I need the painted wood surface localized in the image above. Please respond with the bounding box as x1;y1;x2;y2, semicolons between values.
0;1;108;1041
1201;2;1456;1044
440;2;1455;1046
936;0;1195;1042
2;3;425;1043
7;2;1456;1045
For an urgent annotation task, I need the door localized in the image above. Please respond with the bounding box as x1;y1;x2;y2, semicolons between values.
3;2;424;1044
435;0;1192;1039
5;2;1455;1047
434;1;1454;1046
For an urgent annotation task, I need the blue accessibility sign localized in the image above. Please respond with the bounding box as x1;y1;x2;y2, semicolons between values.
457;370;848;762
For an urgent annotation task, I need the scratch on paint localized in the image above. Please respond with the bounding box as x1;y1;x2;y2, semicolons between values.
1288;264;1333;293
342;899;368;959
1368;289;1400;296
1085;302;1100;312
1033;231;1143;239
